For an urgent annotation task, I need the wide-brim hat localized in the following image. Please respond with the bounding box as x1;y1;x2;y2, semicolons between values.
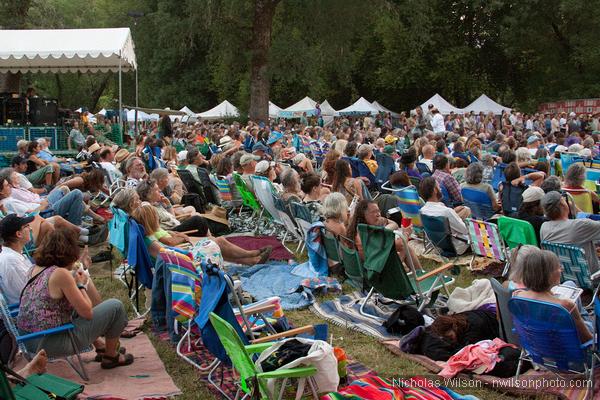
115;148;131;163
88;142;101;154
200;206;229;226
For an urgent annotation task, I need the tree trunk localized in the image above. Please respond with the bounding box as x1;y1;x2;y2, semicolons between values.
248;0;280;122
0;0;31;93
90;74;111;111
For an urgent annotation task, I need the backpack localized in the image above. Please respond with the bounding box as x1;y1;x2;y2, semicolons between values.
500;183;527;217
383;305;425;335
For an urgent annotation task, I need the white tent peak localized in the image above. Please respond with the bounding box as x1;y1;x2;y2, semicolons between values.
463;94;511;115
319;100;338;116
283;96;317;112
269;102;282;118
372;101;400;118
179;106;195;116
0;28;136;73
198;100;240;120
419;94;463;115
338;97;379;115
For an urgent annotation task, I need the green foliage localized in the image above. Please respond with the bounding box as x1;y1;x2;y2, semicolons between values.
1;0;599;113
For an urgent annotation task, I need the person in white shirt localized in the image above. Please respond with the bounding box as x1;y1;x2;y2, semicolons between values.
419;144;435;173
430;108;445;134
0;215;35;304
99;147;123;183
419;177;469;255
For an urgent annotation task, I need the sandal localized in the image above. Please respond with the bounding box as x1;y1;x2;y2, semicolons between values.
94;346;126;362
258;246;273;264
101;353;134;369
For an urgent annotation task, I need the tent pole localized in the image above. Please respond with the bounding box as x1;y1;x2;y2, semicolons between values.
135;67;139;136
118;55;123;145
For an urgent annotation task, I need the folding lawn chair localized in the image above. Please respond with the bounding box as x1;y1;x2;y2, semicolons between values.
541;241;598;303
461;187;495;220
289;201;317;253
509;297;599;394
489;278;519;345
491;163;507;192
559;152;584;176
318;226;342;266
0;361;83;400
381;183;430;246
416;162;432;176
420;213;468;262
177;168;208;212
0;291;91;381
232;172;264;219
337;235;364;290
465;218;509;272
562;188;594;214
375;152;395;190
497;216;538;250
357;224;455;315
357;160;377;189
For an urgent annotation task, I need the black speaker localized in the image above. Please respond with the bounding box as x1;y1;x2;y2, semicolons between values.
29;97;58;125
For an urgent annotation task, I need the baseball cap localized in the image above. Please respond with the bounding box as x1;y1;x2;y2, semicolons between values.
177;150;188;162
383;145;396;155
252;142;269;154
0;214;34;242
267;131;283;145
11;155;27;166
240;153;260;166
522;186;544;203
384;135;398;144
541;191;563;216
527;136;540;145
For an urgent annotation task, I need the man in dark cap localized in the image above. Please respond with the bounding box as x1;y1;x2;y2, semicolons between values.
540;191;600;273
0;214;35;304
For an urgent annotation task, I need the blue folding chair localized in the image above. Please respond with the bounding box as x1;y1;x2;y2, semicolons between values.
540;241;597;304
357;160;377;189
375;152;395;190
461;187;495;220
491;163;507;192
509;297;599;387
416;162;432;176
342;156;361;178
421;214;466;261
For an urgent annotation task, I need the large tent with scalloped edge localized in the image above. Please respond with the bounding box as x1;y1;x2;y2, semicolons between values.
279;96;318;118
197;100;240;120
372;101;400;118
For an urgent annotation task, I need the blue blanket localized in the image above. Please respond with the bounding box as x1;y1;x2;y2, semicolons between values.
228;263;340;310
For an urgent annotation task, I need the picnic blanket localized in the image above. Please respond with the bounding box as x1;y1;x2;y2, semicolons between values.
310;292;406;341
383;340;598;400
227;263;341;310
224;235;294;260
15;331;181;400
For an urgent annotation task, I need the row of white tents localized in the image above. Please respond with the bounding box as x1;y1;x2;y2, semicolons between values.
93;93;510;123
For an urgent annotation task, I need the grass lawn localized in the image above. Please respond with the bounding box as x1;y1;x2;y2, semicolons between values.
91;247;545;399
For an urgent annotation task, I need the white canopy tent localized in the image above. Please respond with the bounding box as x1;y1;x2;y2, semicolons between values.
179;106;195;115
419;94;463;115
372;101;400;118
319;100;338;116
338;97;379;116
197;100;240;120
97;108;107;116
463;94;511;115
0;28;137;139
269;101;282;119
279;96;318;118
126;109;151;122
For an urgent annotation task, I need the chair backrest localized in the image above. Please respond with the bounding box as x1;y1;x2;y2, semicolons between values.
337;237;363;288
408;176;422;188
212;174;232;203
562;188;593;213
232;173;262;212
508;297;588;371
393;186;424;231
208;312;266;396
357;224;414;299
559;152;584;175
420;213;457;258
0;291;27;356
540;241;591;290
375;153;395;189
465;218;507;261
461;187;495;220
438;182;454;208
497;216;538;249
356;160;377;188
320;227;341;263
500;183;526;217
342;156;360;178
108;206;129;254
491;163;507;192
177;168;207;204
489;278;519;345
252;176;284;225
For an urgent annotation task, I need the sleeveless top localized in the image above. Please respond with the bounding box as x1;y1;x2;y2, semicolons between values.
17;266;74;333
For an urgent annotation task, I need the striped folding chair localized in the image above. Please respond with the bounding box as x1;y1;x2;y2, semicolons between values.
541;241;594;294
465;218;508;272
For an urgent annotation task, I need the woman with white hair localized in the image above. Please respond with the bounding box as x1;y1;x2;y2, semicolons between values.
323;192;348;237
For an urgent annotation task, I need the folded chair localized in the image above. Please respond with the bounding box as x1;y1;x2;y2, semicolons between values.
420;214;467;261
357;224;455;315
509;297;599;394
497;216;538;250
209;313;319;400
540;241;598;304
489;278;519;345
461;188;495;220
0;291;90;381
232;172;265;220
318;226;342;266
337;236;364;290
465;218;509;272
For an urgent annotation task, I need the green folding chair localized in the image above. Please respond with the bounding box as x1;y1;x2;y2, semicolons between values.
319;227;341;264
1;362;84;400
337;236;364;289
232;172;266;219
357;224;455;315
497;216;538;249
209;312;319;400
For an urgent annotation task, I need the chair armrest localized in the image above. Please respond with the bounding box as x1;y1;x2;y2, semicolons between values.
244;342;273;354
416;263;455;282
581;339;594;349
175;212;193;221
17;323;75;342
235;303;278;316
250;325;315;344
257;366;317;379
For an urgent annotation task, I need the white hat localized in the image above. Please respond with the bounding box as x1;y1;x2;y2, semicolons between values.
569;112;576;117
522;186;545;203
255;160;275;174
219;136;233;148
568;143;584;153
580;148;592;158
177;150;188;162
554;145;568;153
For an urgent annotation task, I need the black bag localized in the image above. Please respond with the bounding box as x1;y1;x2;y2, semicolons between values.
181;193;206;213
88;224;108;246
383;305;424;335
0;319;17;366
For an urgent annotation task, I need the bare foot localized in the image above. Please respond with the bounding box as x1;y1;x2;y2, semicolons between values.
18;350;47;377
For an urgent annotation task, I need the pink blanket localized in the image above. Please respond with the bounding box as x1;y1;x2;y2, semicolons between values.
439;338;516;378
